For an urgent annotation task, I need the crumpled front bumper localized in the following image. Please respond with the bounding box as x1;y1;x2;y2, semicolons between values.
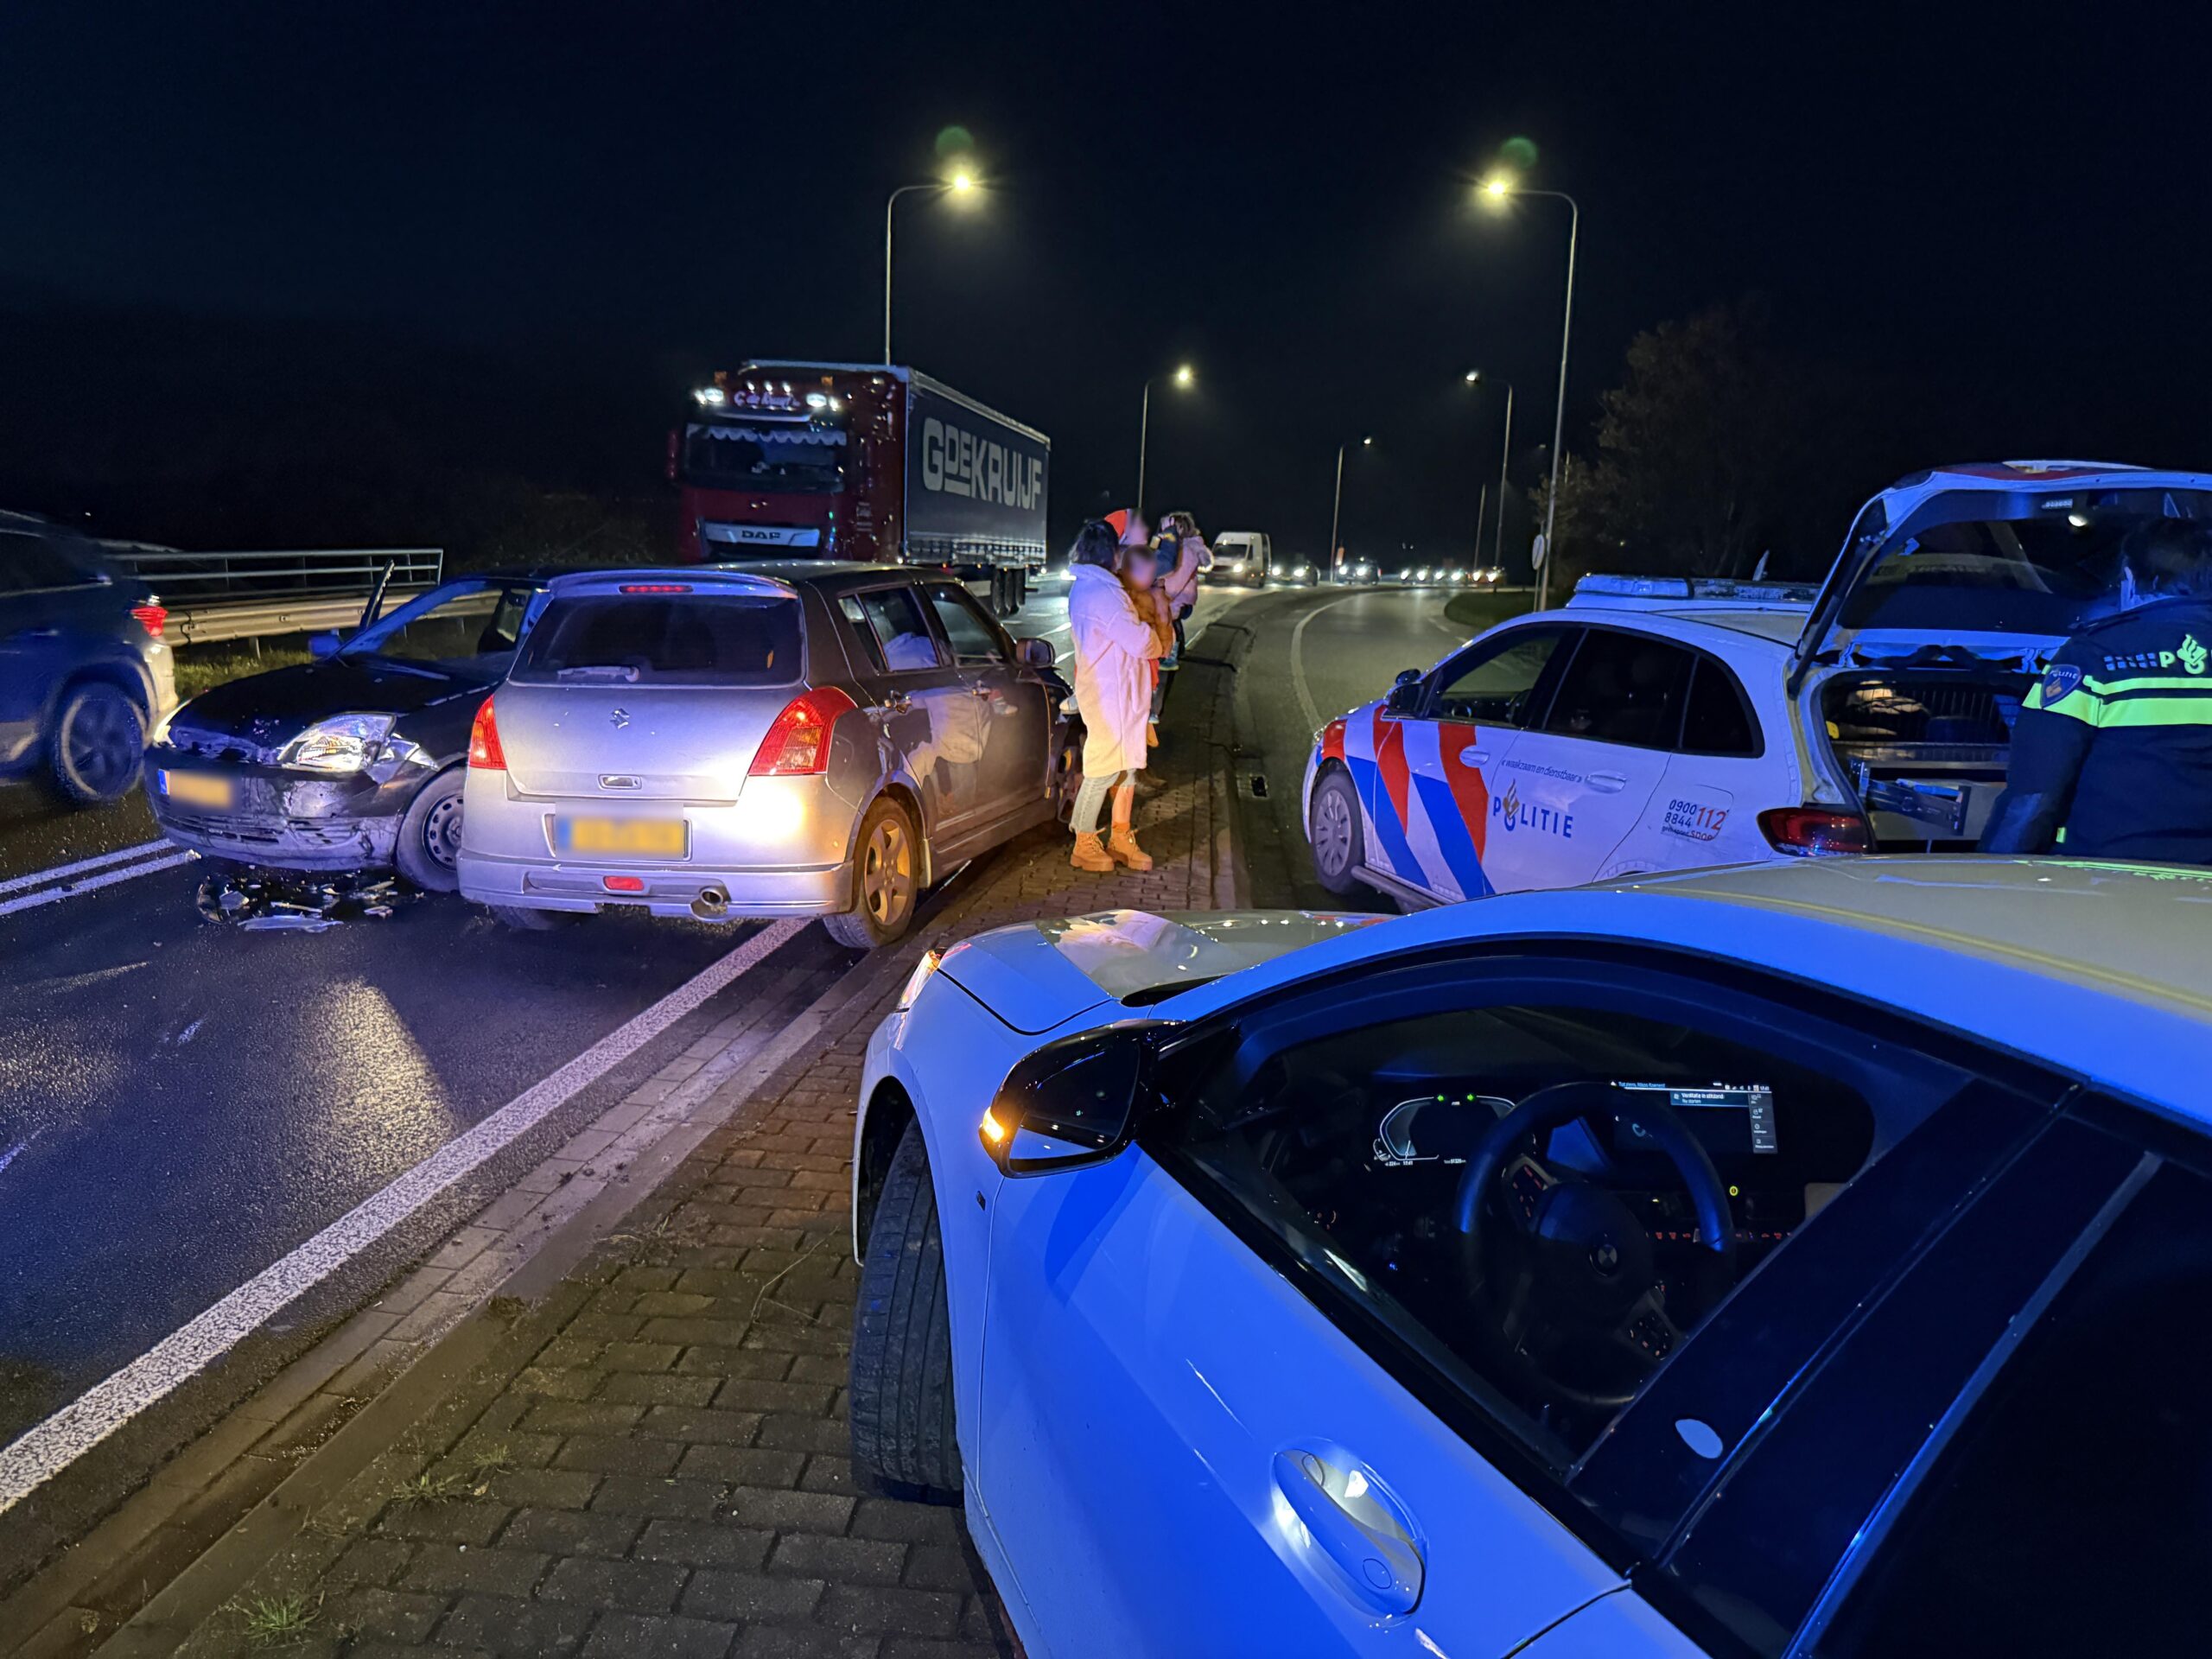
146;752;415;871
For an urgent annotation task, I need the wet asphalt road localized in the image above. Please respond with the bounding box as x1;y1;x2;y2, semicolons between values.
0;575;1412;1445
0;575;1121;1443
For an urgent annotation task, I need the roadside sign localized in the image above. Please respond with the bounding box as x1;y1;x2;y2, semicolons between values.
1530;533;1548;569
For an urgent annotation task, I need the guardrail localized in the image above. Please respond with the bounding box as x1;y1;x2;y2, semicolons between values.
105;546;442;601
163;588;439;646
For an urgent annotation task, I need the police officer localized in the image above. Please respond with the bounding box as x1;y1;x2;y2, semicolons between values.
1981;518;2212;861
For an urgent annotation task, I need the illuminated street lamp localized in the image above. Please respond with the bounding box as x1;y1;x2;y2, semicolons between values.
1135;362;1195;512
1465;369;1514;573
883;168;981;365
1329;435;1373;578
1479;173;1579;606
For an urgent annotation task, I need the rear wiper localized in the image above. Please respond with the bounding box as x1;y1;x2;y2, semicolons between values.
555;665;641;683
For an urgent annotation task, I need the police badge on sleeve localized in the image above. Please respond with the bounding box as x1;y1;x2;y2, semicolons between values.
2040;663;2083;703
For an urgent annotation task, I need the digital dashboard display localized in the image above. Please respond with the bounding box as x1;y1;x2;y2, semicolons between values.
1617;1083;1779;1155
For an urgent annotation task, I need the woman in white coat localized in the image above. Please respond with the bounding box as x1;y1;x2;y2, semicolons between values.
1065;518;1169;873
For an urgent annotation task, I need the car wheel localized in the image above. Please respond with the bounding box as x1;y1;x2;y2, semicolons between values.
47;682;145;806
849;1118;960;1496
1308;767;1366;896
395;768;465;893
823;798;918;950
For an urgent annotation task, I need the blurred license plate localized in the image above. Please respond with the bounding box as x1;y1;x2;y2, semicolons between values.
555;817;688;858
159;770;233;810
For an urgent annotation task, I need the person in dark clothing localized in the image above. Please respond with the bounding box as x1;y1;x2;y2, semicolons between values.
1981;518;2212;862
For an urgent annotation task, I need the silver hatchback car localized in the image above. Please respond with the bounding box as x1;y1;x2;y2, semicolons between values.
457;563;1067;947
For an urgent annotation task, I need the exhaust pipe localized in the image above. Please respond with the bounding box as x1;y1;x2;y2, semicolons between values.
690;886;730;922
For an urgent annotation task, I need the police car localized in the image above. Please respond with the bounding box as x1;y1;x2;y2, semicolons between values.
1304;461;2212;905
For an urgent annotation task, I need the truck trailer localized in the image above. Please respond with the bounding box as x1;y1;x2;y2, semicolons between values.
668;361;1050;615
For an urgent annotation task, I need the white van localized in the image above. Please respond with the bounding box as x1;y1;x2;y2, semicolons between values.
1209;531;1271;586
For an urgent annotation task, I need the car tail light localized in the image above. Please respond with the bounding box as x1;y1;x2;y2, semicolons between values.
131;602;168;640
1758;806;1873;856
749;686;857;777
467;696;506;771
620;583;692;594
603;874;645;893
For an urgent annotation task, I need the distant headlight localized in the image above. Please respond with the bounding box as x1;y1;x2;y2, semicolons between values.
283;713;396;772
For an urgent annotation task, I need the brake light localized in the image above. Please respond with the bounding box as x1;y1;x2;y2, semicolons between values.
749;686;857;777
620;583;693;594
1758;806;1873;856
467;696;506;770
131;602;168;640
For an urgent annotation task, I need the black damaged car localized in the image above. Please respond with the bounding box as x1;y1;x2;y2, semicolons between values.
147;572;550;891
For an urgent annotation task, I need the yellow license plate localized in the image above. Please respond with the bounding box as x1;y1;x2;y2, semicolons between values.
160;769;234;810
555;817;688;858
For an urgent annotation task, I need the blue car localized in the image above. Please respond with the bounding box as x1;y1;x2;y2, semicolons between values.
0;512;177;804
852;859;2212;1656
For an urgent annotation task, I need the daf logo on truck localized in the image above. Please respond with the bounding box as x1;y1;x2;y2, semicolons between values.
920;416;1044;509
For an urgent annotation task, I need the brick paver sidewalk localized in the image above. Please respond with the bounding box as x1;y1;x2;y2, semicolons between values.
162;637;1246;1658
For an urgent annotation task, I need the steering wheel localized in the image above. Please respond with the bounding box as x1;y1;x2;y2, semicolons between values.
1451;1081;1737;1414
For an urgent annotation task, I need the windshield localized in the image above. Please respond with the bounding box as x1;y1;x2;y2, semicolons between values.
346;580;533;663
679;419;846;495
512;593;803;687
1840;487;2212;637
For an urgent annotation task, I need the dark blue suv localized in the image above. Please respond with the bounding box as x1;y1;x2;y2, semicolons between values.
0;512;176;804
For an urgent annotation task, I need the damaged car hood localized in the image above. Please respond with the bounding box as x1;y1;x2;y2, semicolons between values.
942;908;1389;1033
168;656;503;750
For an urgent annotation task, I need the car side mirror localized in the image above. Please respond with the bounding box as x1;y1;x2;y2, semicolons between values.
1015;636;1056;670
1384;673;1424;716
981;1023;1167;1177
308;631;343;661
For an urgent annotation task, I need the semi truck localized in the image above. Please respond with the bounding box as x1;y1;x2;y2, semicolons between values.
668;361;1050;616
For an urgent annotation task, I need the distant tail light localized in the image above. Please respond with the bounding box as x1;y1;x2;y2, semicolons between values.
1758;806;1873;856
467;696;506;771
749;686;857;777
131;602;168;640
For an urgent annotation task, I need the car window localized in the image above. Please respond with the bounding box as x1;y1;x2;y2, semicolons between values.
1806;1127;2208;1659
511;594;802;687
1541;629;1695;748
1678;659;1760;757
925;584;1008;665
0;530;93;593
346;581;506;662
1141;952;2041;1484
1431;627;1572;725
841;587;944;674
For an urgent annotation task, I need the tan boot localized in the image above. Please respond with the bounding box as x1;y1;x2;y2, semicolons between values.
1070;832;1115;874
1107;829;1153;871
1107;792;1153;871
1146;721;1160;748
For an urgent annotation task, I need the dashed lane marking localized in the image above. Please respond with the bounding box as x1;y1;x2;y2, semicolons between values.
0;916;808;1514
0;849;198;918
0;837;176;896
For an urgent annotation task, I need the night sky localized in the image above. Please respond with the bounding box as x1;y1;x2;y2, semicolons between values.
3;2;2202;571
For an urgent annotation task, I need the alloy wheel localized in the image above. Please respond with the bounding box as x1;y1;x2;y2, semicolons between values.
1313;785;1354;876
862;814;914;927
64;690;140;798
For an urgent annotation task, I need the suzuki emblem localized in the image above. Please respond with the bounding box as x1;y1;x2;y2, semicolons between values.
609;708;631;729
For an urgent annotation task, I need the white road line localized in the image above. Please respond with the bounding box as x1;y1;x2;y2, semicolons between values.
0;837;175;897
1290;591;1365;737
0;850;198;918
0;916;807;1514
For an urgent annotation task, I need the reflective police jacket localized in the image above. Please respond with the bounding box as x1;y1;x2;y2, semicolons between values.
1980;595;2212;863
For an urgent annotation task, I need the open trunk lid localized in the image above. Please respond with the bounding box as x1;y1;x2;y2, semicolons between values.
1787;462;2212;693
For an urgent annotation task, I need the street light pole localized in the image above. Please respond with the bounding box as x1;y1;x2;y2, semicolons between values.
1328;435;1370;576
882;170;977;365
1465;370;1515;571
1135;364;1193;511
1479;179;1579;607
